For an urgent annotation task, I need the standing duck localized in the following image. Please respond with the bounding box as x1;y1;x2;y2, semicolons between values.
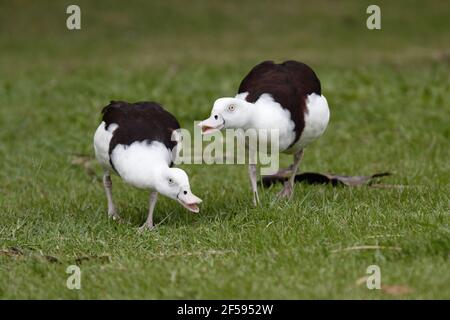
198;60;330;204
94;101;202;231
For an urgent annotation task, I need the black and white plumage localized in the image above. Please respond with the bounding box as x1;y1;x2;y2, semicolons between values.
94;101;202;231
198;60;330;204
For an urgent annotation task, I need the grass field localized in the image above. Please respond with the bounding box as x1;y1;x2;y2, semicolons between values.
0;0;449;299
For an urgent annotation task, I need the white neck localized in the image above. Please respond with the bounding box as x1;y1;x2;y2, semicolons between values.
146;162;171;190
230;95;257;129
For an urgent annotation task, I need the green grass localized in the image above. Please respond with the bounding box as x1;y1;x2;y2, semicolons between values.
0;0;449;299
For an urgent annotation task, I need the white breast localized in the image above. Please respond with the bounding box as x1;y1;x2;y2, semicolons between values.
287;93;330;153
239;93;297;151
110;141;172;189
93;121;118;170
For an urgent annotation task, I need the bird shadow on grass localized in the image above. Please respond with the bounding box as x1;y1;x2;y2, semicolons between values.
260;171;401;188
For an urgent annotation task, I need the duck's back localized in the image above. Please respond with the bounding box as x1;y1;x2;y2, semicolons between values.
94;101;180;171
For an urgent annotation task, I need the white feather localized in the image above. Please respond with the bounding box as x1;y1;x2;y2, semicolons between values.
110;141;172;189
236;92;296;151
236;92;329;153
93;121;118;170
288;93;330;152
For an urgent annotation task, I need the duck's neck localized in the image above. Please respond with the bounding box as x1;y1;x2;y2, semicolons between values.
147;163;171;191
236;98;258;130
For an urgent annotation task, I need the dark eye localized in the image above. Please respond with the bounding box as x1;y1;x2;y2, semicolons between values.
183;190;187;195
214;115;218;120
168;178;174;185
228;105;235;111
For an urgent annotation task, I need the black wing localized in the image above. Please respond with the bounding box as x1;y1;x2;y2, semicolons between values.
101;101;180;155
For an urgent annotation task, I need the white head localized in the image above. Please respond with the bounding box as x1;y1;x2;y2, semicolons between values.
198;97;253;134
156;167;202;213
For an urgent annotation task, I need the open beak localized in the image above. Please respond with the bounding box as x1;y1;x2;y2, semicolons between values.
177;191;202;213
198;116;224;135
